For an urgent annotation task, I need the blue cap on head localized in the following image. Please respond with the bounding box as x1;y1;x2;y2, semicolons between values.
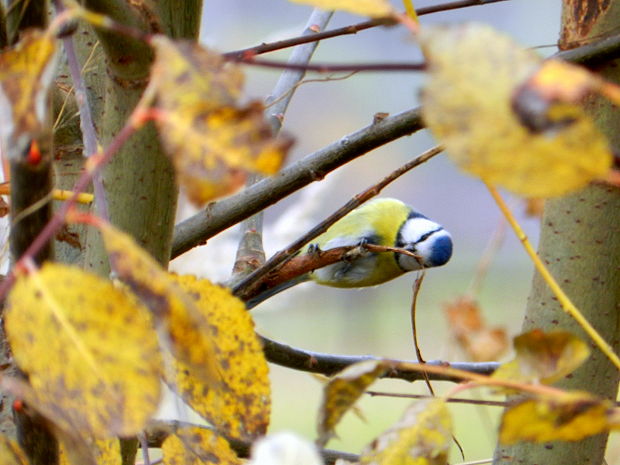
427;234;453;267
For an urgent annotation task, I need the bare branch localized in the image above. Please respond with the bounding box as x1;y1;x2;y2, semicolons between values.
171;107;424;258
233;146;443;305
224;0;510;60
260;334;499;382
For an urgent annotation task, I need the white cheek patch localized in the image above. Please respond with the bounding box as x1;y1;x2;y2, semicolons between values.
399;218;442;244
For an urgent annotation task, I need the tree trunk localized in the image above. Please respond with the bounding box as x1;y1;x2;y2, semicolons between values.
494;2;620;464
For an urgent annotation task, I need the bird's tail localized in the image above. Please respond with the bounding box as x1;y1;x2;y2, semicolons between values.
244;273;311;310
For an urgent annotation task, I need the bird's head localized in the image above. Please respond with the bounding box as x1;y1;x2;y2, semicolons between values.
395;212;453;271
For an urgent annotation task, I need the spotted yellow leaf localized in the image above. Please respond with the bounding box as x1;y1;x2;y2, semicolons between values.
287;0;395;17
0;435;29;465
317;360;389;447
97;221;221;386
0;29;57;149
500;391;620;444
360;399;452;465
151;36;291;205
420;23;612;198
493;330;590;387
162;426;242;465
60;437;120;465
169;275;270;440
4;264;161;438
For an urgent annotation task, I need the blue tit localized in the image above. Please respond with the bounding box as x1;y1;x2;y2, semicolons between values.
246;198;452;308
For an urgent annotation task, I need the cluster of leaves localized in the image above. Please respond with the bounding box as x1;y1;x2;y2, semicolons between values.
0;0;619;464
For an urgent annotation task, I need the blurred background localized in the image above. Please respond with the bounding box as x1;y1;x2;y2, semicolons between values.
167;2;617;463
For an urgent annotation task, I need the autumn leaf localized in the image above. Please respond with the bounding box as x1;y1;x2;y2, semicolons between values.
493;329;590;387
286;0;395;17
96;220;222;386
162;426;242;465
443;296;508;362
0;435;29;465
4;264;162;438
317;360;390;447
167;275;271;440
360;399;452;465
59;436;120;465
500;391;620;444
420;23;612;198
151;36;291;205
0;29;57;149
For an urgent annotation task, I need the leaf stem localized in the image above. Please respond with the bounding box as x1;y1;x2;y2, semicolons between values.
485;183;620;370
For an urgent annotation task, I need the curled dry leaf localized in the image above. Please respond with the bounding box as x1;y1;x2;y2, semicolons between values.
420;23;612;198
151;36;291;205
492;329;590;387
500;391;620;444
444;296;508;362
4;264;162;438
167;275;271;440
162;426;242;465
317;360;390;447
360;399;452;465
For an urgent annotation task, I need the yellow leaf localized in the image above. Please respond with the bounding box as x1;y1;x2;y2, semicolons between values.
0;435;29;465
168;275;270;440
317;360;389;446
420;23;612;198
500;392;620;444
97;221;221;387
162;427;242;465
5;264;162;438
360;399;452;465
151;36;291;205
60;438;120;465
493;329;590;386
287;0;395;17
0;29;57;147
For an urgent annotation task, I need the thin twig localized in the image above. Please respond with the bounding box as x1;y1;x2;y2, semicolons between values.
0;108;147;301
53;0;110;222
366;391;509;407
411;271;427;364
232;145;443;303
486;183;620;370
234;57;426;73
223;0;510;60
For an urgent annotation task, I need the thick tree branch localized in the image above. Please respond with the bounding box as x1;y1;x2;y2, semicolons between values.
260;335;499;381
171;107;423;258
171;29;620;260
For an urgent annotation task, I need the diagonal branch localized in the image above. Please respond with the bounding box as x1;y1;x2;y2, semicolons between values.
171;107;424;258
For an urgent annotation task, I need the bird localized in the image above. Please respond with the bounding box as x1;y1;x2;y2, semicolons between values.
245;198;453;309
